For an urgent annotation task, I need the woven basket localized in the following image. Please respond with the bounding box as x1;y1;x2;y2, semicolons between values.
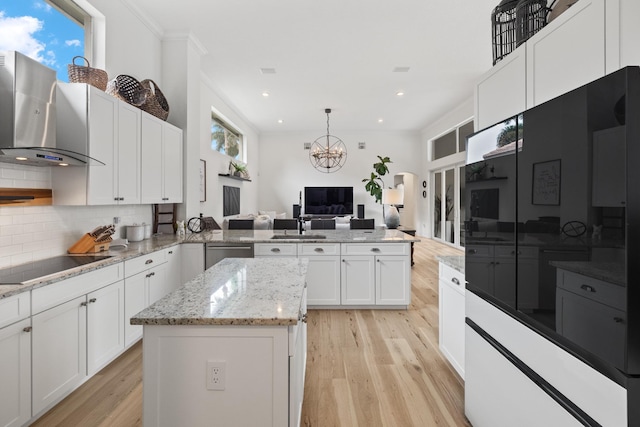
67;56;108;91
106;75;148;107
140;79;170;121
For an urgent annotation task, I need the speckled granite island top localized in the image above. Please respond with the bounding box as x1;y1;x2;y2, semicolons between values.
131;257;308;326
437;255;464;274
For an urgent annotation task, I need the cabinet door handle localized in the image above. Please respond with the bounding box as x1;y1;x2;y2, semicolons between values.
377;259;380;262
511;250;521;255
451;277;460;286
467;249;477;254
80;301;88;307
614;317;624;323
89;298;97;304
146;273;153;278
580;284;596;293
145;259;154;265
342;259;346;263
314;248;324;253
371;248;381;253
168;251;173;254
271;248;281;253
23;326;32;333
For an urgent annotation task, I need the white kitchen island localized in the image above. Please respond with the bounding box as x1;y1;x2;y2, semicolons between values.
131;257;308;427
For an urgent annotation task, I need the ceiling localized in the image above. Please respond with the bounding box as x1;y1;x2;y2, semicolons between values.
130;0;499;133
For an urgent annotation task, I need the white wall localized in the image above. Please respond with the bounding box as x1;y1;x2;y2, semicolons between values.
198;78;261;225
257;131;421;223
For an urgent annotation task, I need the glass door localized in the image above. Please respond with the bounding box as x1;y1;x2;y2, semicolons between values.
432;166;462;246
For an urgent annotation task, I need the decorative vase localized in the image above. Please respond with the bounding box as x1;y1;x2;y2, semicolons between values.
384;205;400;229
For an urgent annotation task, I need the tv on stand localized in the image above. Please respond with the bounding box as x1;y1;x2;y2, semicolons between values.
304;186;353;216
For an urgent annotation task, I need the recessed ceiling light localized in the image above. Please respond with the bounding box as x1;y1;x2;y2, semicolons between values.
277;119;283;124
393;66;410;73
396;91;405;97
378;118;384;123
262;91;270;97
260;67;276;74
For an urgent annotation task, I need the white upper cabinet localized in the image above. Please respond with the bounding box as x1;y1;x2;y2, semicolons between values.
474;0;640;130
475;45;527;130
53;83;141;205
141;114;183;204
525;0;605;108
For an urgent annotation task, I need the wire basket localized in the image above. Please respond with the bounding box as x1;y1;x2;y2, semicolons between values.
106;75;148;107
140;79;170;121
516;0;552;46
491;0;520;65
67;56;108;91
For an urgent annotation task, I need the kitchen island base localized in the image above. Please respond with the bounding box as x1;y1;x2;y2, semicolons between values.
142;324;303;427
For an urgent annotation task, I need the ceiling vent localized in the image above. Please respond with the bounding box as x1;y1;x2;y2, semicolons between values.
393;66;410;73
260;67;276;74
303;142;311;150
358;142;366;149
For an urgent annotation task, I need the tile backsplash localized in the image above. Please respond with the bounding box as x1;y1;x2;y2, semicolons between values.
0;164;153;268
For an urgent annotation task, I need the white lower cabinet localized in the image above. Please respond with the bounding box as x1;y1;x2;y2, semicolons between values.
438;262;465;379
341;256;376;305
32;296;87;416
166;245;182;293
341;243;410;306
289;288;307;427
0;318;31;427
124;250;168;347
181;243;204;284
300;243;340;306
87;281;125;375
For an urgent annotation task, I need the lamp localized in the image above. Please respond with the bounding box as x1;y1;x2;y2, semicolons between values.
382;188;404;229
309;108;347;173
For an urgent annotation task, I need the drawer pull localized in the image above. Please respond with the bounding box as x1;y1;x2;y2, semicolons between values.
314;248;324;253
145;259;154;265
580;284;596;293
168;251;173;254
271;248;281;253
451;277;460;286
371;248;381;253
89;298;97;304
23;326;32;333
468;249;477;254
80;301;88;307
614;317;624;323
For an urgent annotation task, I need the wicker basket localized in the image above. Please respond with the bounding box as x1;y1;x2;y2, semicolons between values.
106;75;148;107
140;79;170;121
67;56;108;91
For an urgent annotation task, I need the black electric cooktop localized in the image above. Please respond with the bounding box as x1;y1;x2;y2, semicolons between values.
0;255;112;284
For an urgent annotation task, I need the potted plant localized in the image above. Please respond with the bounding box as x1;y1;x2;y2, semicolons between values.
230;161;248;178
434;185;454;239
362;156;392;204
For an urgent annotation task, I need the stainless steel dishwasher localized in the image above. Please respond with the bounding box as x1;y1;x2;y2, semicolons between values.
205;243;254;269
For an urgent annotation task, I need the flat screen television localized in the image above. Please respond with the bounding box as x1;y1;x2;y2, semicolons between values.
304;187;353;216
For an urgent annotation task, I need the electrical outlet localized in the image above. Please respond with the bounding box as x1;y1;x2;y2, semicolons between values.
206;360;226;390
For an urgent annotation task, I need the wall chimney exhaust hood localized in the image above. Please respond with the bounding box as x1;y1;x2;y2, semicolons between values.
0;51;100;167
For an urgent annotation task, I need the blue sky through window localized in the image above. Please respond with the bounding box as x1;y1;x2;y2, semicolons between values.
0;0;84;81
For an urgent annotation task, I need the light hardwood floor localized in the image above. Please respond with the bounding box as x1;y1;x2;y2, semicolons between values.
32;237;468;427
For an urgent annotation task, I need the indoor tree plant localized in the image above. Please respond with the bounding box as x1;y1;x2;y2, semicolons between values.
362;155;392;204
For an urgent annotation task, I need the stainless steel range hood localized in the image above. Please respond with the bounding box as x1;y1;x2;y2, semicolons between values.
0;51;96;166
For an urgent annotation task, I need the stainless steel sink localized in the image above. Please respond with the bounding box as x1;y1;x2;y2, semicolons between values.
270;234;327;240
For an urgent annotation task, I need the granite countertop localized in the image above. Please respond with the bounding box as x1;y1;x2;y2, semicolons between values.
182;228;420;243
0;234;182;299
437;255;465;274
550;261;626;286
0;228;416;300
131;257;308;326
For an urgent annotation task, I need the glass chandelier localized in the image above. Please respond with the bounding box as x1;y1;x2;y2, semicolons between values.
309;108;347;173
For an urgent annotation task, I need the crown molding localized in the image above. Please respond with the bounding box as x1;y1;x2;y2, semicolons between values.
163;31;208;57
120;0;164;38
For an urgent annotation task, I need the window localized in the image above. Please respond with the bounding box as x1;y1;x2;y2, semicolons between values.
432;120;475;161
211;113;244;161
0;0;88;82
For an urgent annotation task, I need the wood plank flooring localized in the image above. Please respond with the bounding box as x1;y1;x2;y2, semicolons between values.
32;237;468;427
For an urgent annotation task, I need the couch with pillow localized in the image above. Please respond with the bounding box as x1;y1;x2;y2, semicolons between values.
221;211;287;230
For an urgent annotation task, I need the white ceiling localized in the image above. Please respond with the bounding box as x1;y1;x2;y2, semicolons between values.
131;0;499;133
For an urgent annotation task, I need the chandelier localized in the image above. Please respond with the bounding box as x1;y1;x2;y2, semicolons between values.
309;108;347;173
